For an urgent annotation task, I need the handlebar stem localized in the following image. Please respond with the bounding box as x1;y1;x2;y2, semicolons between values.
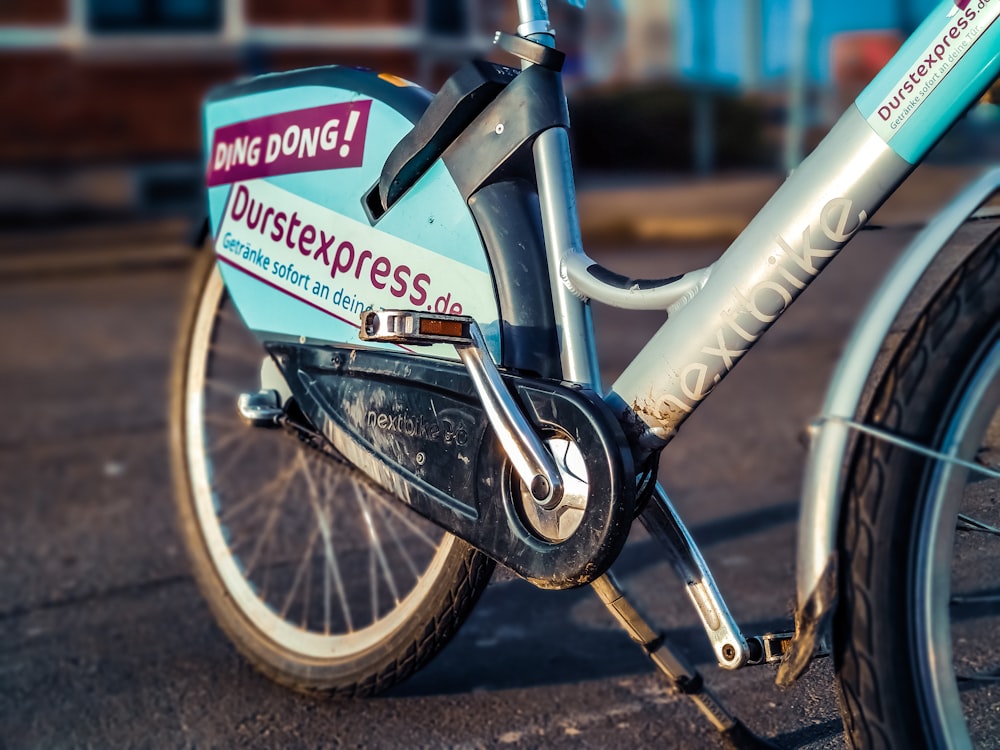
516;0;554;43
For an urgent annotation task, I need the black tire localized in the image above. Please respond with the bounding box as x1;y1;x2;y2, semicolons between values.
836;225;1000;748
169;251;494;695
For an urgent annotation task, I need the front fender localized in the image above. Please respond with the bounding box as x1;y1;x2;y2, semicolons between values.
778;166;1000;686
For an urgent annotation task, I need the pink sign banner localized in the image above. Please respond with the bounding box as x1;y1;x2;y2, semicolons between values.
206;100;372;187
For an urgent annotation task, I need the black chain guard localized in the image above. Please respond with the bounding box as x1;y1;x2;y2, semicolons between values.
267;342;635;589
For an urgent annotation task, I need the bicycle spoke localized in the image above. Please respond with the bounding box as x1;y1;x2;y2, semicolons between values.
175;264;487;691
369;488;440;550
219;466;295;525
353;482;401;617
323;538;331;635
380;500;425;582
211;438;261;481
951;588;1000;624
241;467;293;580
368;531;378;621
203;412;244;429
301;451;353;632
204;378;245;398
301;538;313;630
204;423;253;460
957;670;1000;683
957;513;1000;536
279;524;320;621
223;470;294;555
952;592;1000;605
210;340;264;363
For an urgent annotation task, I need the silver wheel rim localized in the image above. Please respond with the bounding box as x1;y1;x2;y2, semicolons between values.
916;339;1000;749
182;266;457;660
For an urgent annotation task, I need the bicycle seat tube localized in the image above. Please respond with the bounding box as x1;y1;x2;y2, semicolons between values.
517;0;602;387
516;0;553;38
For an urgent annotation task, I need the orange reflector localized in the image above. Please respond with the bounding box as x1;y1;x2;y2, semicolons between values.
420;318;464;337
378;73;414;88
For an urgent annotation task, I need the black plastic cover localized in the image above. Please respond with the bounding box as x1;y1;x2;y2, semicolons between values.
586;263;684;291
494;31;566;71
442;63;569;199
378;60;518;210
468;180;560;378
269;342;635;589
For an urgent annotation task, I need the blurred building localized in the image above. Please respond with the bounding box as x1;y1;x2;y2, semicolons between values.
0;0;494;218
0;0;981;220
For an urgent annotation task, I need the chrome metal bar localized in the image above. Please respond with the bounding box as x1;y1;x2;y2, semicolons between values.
515;0;553;39
533;127;602;387
516;0;597;387
641;484;751;669
358;310;564;506
562;251;713;311
609;107;913;447
458;325;564;506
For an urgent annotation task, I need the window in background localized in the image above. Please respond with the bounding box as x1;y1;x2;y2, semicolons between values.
426;0;468;37
88;0;223;33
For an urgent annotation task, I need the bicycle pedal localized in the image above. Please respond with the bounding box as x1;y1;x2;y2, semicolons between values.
745;631;830;666
360;310;475;346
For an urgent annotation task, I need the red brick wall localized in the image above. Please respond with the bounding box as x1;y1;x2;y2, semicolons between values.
0;2;431;166
0;0;65;24
245;0;413;25
266;49;418;78
0;47;420;165
0;53;240;163
0;0;416;26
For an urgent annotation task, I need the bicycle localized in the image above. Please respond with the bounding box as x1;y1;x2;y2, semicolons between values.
169;1;1000;747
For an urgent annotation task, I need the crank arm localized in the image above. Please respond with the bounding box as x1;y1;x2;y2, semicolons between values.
641;486;833;670
641;484;752;669
360;309;564;507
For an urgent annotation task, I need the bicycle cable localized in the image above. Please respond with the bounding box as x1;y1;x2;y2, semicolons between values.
812;413;1000;481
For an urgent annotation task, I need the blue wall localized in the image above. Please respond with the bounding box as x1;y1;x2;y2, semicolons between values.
673;0;940;84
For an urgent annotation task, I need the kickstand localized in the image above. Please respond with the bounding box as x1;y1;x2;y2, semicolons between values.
591;572;780;750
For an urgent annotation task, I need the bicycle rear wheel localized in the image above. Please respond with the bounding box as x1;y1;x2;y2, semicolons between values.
836;226;1000;748
169;252;493;694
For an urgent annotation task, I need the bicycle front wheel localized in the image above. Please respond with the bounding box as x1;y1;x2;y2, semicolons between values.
837;225;1000;748
169;252;493;695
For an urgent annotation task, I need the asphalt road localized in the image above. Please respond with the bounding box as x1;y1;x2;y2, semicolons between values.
0;221;917;749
